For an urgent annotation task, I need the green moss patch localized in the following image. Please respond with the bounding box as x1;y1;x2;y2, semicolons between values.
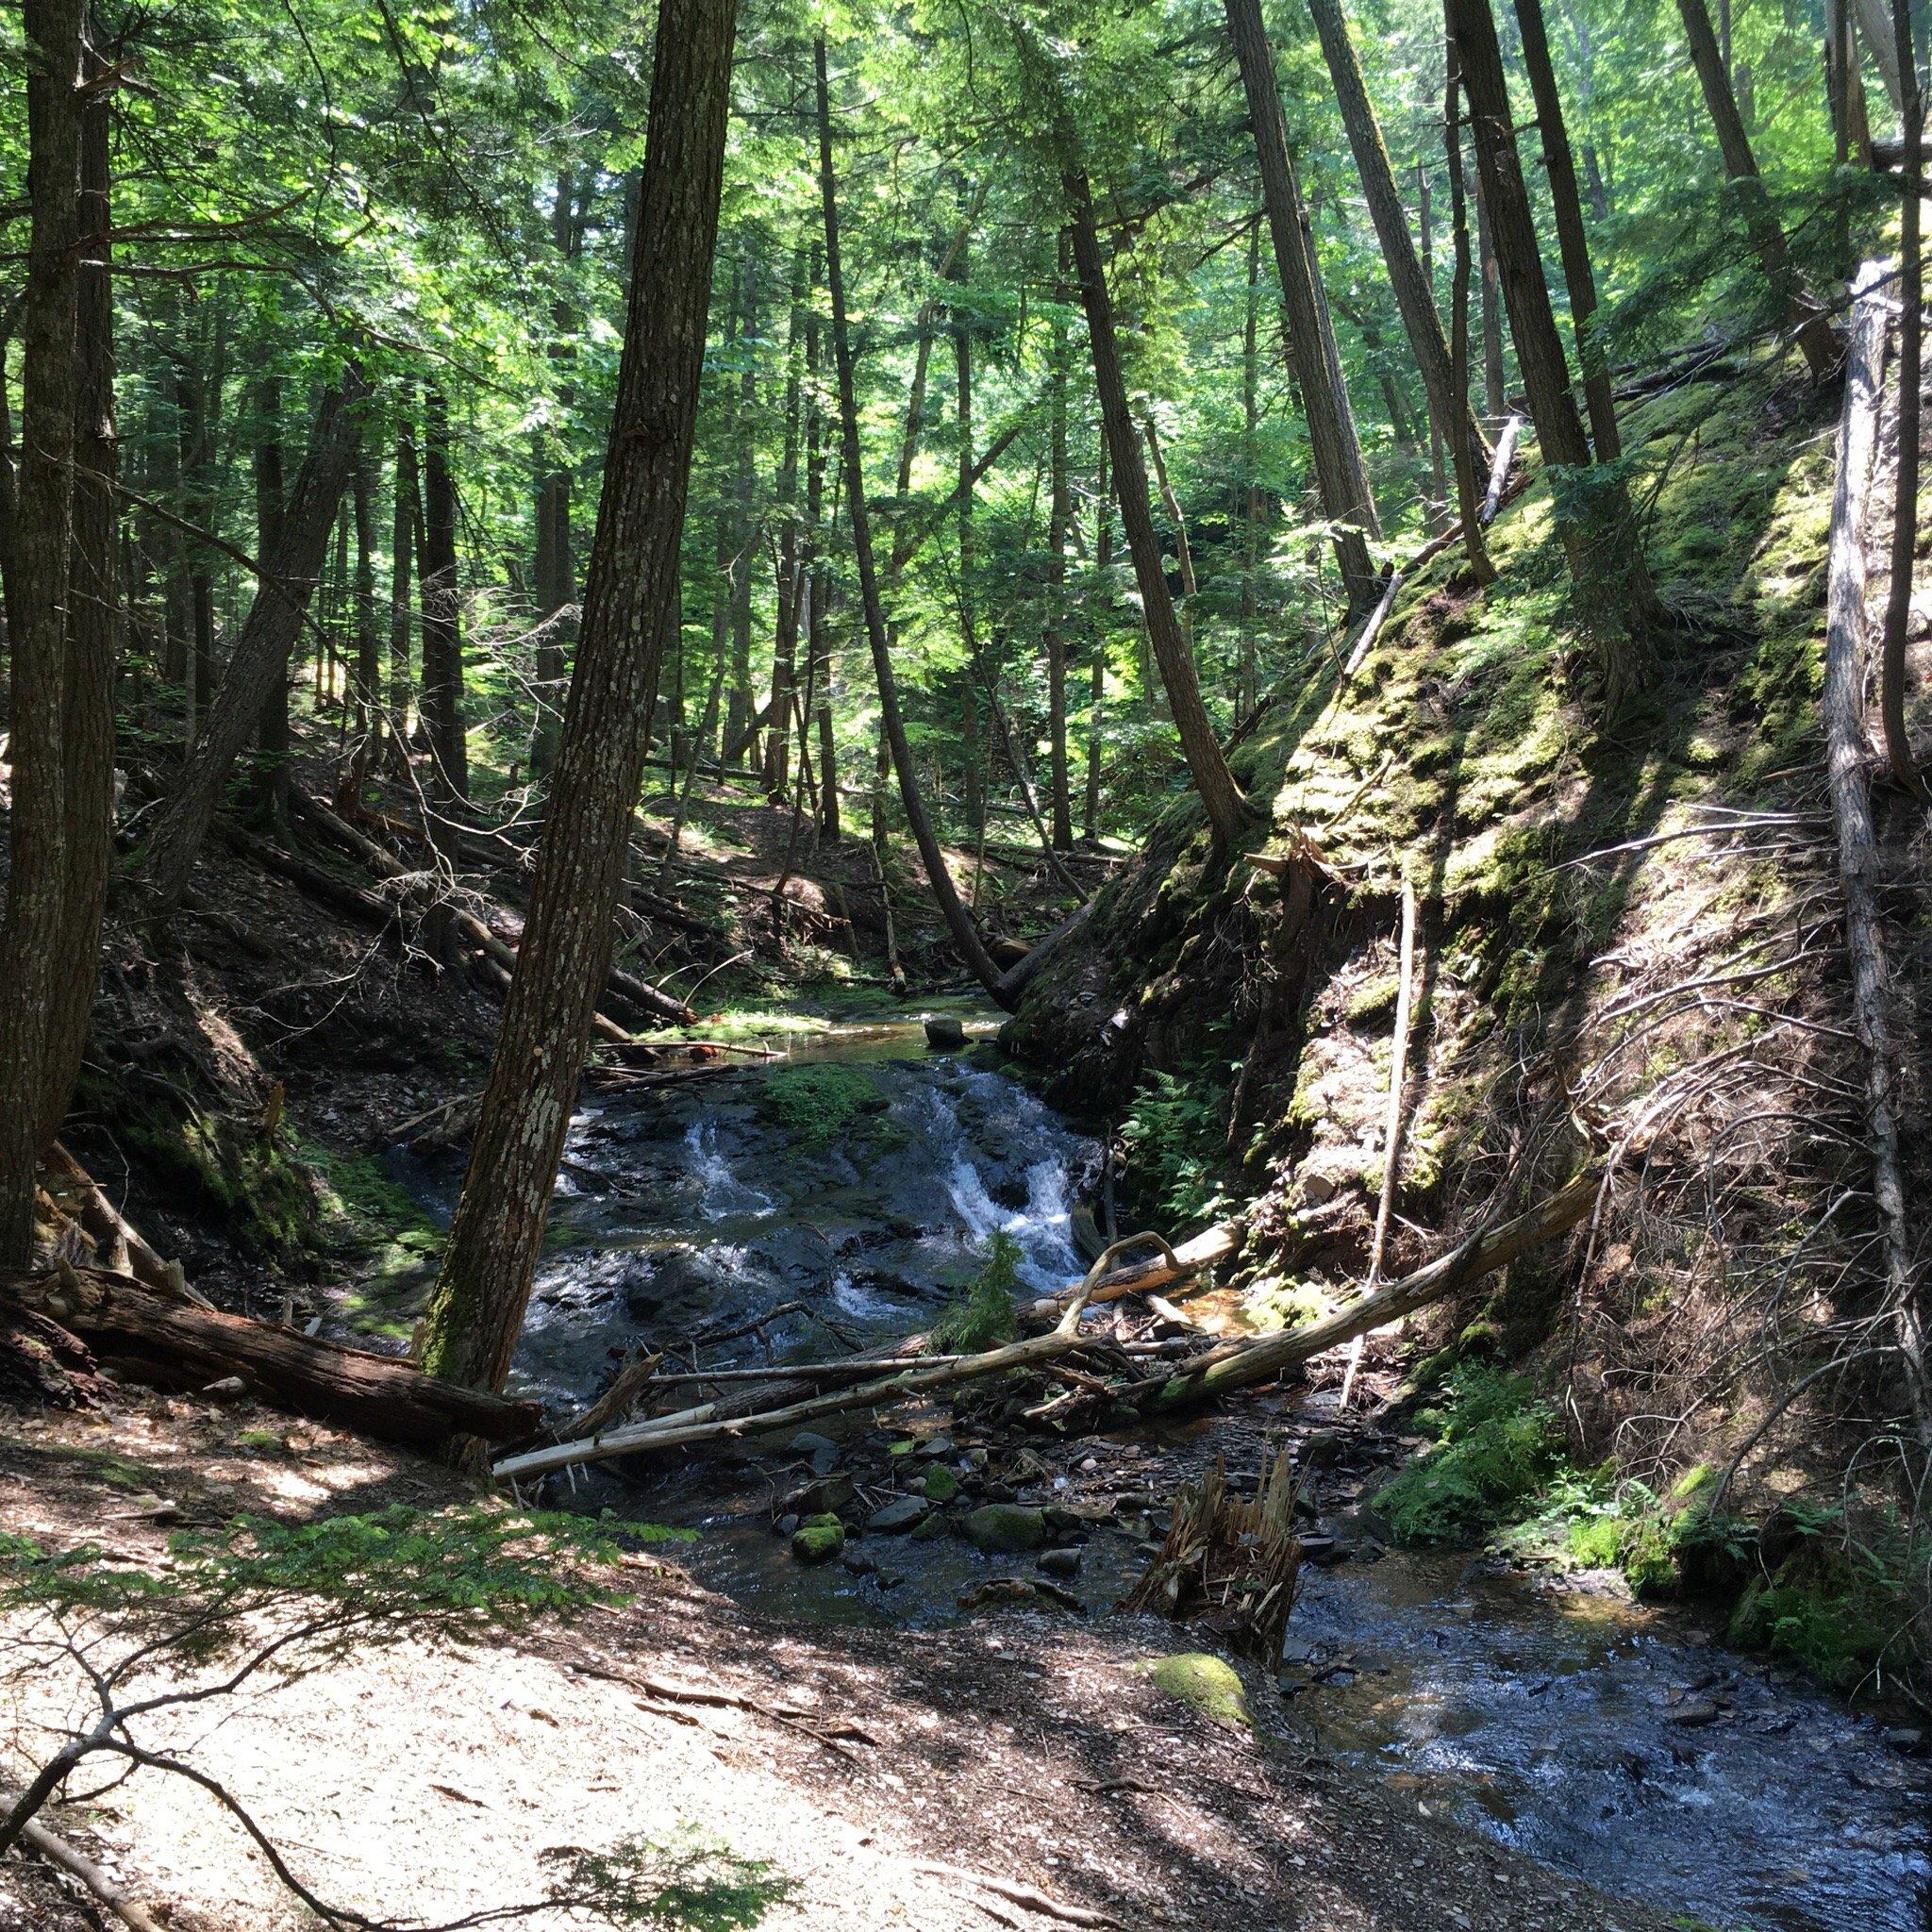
753;1062;888;1151
1135;1652;1251;1729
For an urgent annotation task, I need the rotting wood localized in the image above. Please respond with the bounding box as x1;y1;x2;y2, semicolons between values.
0;1268;540;1450
1822;263;1932;1449
1121;1446;1302;1669
1141;1166;1604;1407
1481;413;1524;523
42;1143;202;1306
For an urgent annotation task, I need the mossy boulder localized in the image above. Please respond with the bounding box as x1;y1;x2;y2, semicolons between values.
962;1504;1046;1554
923;1465;961;1504
791;1513;845;1563
1135;1652;1251;1729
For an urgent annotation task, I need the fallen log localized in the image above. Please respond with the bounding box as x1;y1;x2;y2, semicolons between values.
1481;414;1524;524
493;1239;1125;1483
1;1269;540;1451
1022;1220;1242;1324
1140;1167;1603;1408
42;1143;199;1305
1821;264;1932;1450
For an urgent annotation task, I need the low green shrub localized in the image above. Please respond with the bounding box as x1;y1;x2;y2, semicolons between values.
929;1231;1022;1353
1375;1366;1564;1544
1120;1067;1229;1226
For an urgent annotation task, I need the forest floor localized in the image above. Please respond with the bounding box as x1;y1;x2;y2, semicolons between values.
0;1391;1674;1932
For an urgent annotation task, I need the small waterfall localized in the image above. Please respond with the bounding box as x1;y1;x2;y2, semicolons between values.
683;1120;775;1221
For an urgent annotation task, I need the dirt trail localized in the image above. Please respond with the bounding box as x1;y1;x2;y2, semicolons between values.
0;1395;1671;1932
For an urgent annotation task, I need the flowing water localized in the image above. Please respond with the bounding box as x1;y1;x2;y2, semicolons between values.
393;1004;1931;1932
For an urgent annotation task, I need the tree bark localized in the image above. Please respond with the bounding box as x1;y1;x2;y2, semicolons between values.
44;25;118;1198
0;0;87;1266
1304;0;1491;480
1880;0;1924;791
251;375;290;814
1442;46;1497;582
1085;443;1108;842
1675;0;1840;379
764;242;810;802
389;422;418;741
1448;0;1661;679
1046;234;1074;849
416;0;737;1399
1511;0;1621;462
530;167;580;783
813;39;1008;998
350;436;378;756
420;386;467;840
1063;164;1250;850
1223;0;1381;617
134;373;367;915
1475;160;1506;416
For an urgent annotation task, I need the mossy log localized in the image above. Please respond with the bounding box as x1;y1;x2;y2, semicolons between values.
1;1268;540;1449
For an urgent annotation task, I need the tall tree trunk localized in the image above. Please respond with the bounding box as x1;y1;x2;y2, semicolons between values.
1084;442;1109;844
1063;165;1250;849
389;422;418;741
1223;0;1381;617
1475;165;1506;416
1881;0;1924;789
724;267;758;762
175;349;215;737
420;386;467;852
1443;43;1497;583
808;273;839;842
1676;0;1840;378
417;0;737;1402
251;375;289;815
1511;0;1622;461
813;38;1008;998
1447;0;1662;686
1240;224;1263;721
1304;0;1491;480
955;253;986;847
351;436;378;756
135;375;367;915
530;167;580;783
1045;234;1074;850
764;242;810;801
0;0;86;1266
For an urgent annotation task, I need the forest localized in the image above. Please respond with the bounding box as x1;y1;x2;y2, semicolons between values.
1;0;1930;1923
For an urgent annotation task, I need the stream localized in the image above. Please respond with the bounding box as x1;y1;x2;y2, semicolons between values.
393;1006;1932;1932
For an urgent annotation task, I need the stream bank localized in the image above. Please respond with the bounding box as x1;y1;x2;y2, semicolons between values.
389;1006;1932;1932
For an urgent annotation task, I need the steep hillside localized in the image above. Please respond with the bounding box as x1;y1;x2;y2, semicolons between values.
1008;344;1930;1686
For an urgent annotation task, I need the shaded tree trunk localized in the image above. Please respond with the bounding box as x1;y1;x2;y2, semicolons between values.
1447;0;1662;685
1223;0;1381;617
1085;442;1110;845
1063;163;1249;849
1045;232;1074;849
417;0;738;1400
134;374;367;915
389;422;419;742
1305;0;1491;480
351;436;378;755
1443;42;1497;583
1511;0;1622;461
1474;164;1506;416
1676;0;1840;378
530;167;581;783
0;0;86;1266
813;39;1007;998
251;375;289;816
1881;0;1924;788
420;386;467;856
764;242;810;801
